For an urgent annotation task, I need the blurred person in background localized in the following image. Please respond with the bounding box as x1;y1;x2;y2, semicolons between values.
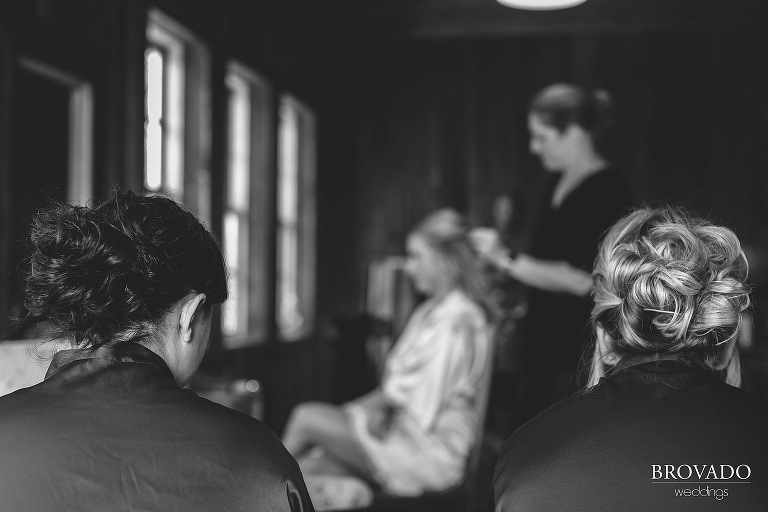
471;83;634;423
283;209;495;509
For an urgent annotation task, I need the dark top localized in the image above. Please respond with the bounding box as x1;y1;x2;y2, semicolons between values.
0;342;314;512
525;168;634;370
493;359;768;511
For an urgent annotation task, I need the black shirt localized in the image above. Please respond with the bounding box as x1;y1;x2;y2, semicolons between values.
493;360;768;511
0;342;314;512
525;168;634;369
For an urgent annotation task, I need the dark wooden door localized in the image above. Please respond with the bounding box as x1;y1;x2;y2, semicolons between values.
6;65;70;337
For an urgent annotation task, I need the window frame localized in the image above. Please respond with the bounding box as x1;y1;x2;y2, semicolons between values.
276;94;316;342
221;61;273;348
19;57;93;206
144;8;211;225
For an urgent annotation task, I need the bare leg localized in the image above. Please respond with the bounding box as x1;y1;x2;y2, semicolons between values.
283;402;373;479
297;450;355;476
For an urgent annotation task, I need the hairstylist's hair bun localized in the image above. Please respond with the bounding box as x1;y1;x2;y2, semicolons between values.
529;83;614;139
592;205;751;358
22;189;227;347
592;88;613;131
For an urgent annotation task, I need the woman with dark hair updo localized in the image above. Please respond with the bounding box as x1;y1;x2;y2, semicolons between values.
282;209;494;508
0;190;313;512
493;206;768;511
471;83;635;423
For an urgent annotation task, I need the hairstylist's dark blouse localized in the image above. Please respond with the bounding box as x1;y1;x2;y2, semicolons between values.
526;167;634;370
493;359;768;511
0;342;314;512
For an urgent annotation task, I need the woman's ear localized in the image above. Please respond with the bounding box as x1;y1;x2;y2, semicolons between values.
596;324;619;366
179;293;207;344
712;335;738;371
561;123;587;144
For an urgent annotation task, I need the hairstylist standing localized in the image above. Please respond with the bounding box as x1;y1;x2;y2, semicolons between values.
472;83;634;421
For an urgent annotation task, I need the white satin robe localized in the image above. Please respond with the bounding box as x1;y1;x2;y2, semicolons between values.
346;289;491;496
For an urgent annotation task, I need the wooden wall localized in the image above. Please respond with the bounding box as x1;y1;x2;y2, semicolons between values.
322;26;768;347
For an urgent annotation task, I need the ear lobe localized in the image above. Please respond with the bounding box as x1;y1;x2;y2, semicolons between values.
712;337;738;371
596;324;619;365
179;293;207;344
563;123;587;143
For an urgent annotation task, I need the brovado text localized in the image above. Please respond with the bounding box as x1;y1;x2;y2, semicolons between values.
652;464;751;480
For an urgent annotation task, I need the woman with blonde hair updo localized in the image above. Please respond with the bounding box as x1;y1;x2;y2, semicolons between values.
283;208;494;508
493;206;768;512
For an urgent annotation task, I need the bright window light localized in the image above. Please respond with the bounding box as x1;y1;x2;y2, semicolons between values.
144;48;163;191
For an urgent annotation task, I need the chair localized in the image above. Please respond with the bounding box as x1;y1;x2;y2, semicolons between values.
343;326;497;512
0;339;51;397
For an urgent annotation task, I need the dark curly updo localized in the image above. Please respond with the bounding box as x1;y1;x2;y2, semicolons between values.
20;189;228;348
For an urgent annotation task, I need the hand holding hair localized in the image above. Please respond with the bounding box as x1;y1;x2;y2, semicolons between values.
468;227;512;269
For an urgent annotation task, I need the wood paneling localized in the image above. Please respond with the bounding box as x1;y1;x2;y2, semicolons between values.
100;0;146;196
325;28;768;336
0;24;13;336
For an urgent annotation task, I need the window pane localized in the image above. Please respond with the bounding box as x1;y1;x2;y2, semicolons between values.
222;69;254;340
278;224;302;337
222;211;241;336
144;48;163;191
146;49;163;121
278;104;298;223
145;14;187;200
224;212;240;272
222;276;239;336
222;63;271;345
227;73;251;212
145;123;163;191
277;98;307;340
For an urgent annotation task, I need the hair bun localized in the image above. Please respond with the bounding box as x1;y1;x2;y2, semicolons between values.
686;225;751;348
23;202;145;346
592;89;613;131
593;89;611;107
20;189;228;348
592;206;751;356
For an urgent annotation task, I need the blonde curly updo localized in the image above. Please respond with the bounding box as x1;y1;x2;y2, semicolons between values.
589;205;751;387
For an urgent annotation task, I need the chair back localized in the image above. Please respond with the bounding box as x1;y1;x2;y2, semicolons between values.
455;323;496;510
0;339;51;397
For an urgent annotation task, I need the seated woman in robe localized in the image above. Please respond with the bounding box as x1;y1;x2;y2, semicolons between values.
283;208;495;499
493;205;768;511
0;190;313;512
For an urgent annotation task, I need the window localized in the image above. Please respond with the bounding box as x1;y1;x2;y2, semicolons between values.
276;96;316;341
221;63;272;347
144;9;211;223
6;58;94;338
19;57;93;206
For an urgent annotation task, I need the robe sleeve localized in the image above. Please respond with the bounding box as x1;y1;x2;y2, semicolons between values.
383;311;485;432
